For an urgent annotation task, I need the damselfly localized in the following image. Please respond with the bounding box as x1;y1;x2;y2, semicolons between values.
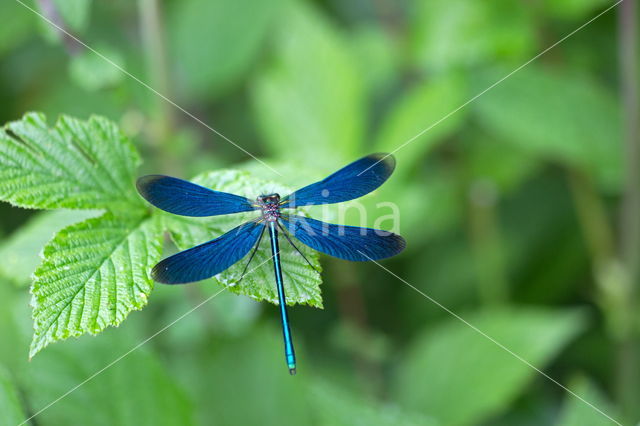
136;154;405;374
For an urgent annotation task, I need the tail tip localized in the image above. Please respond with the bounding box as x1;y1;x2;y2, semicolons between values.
289;366;297;375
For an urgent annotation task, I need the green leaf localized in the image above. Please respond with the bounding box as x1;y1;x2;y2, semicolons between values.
0;1;35;55
410;0;535;72
159;287;261;349
252;2;365;166
53;0;92;32
0;113;143;211
37;0;93;43
68;46;125;91
463;134;540;194
474;66;622;191
543;0;609;19
28;74;122;120
350;25;399;95
557;375;618;426
25;331;194;426
393;308;586;425
311;379;434;426
30;212;162;357
374;74;467;176
163;169;323;307
0;209;99;286
169;0;283;98
174;325;309;426
0;367;25;426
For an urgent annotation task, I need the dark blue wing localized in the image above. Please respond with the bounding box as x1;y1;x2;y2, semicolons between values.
137;175;256;217
281;154;395;208
280;215;405;261
153;221;265;284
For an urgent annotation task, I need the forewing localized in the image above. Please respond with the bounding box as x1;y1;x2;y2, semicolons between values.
137;175;256;217
153;221;265;284
281;215;405;261
281;154;395;207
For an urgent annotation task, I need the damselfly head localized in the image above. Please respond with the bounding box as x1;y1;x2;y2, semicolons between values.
257;193;281;222
257;193;280;205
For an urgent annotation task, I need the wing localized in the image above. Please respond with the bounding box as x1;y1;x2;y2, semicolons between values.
153;221;265;284
280;215;405;261
281;153;395;208
137;175;256;217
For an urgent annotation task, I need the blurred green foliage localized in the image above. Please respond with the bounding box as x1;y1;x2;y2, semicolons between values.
0;0;636;425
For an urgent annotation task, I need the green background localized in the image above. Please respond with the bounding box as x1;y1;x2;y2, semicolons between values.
0;0;637;425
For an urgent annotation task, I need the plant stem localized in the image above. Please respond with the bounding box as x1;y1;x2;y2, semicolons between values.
619;0;640;280
567;169;637;422
468;180;509;306
138;0;176;173
567;171;615;266
617;0;640;421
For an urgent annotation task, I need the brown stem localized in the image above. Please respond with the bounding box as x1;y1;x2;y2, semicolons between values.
619;0;640;284
617;0;640;421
